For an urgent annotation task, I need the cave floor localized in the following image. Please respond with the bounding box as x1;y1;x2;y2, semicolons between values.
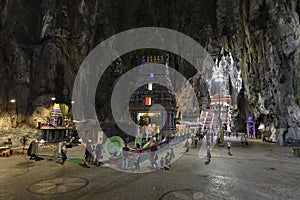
0;138;299;200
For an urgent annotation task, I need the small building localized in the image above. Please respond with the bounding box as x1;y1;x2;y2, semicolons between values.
40;103;76;143
129;55;177;140
40;125;74;142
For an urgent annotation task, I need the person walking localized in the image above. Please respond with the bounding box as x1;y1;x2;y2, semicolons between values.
227;140;232;155
121;143;130;170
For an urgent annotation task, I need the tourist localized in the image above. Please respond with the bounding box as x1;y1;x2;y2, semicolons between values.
206;134;210;147
164;152;171;170
145;126;149;141
185;140;190;152
191;134;195;145
61;140;67;165
207;148;211;162
134;144;142;170
154;151;159;170
27;140;37;157
241;136;248;147
244;136;248;146
150;142;158;170
122;143;130;169
160;157;165;170
170;146;175;161
227;140;232;155
95;140;103;166
22;136;27;155
7;138;13;155
241;136;245;147
84;141;93;168
194;137;198;148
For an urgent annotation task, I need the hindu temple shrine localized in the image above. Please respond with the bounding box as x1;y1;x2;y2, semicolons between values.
129;55;177;140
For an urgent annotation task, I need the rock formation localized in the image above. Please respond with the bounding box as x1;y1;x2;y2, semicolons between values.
0;0;299;145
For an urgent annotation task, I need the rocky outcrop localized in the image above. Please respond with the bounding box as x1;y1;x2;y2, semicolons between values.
221;0;300;142
176;72;210;121
0;0;299;143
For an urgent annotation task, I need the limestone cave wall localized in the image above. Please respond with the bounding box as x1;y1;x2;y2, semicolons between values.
0;0;299;142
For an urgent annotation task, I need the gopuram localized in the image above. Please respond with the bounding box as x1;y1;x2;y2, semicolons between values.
129;55;177;141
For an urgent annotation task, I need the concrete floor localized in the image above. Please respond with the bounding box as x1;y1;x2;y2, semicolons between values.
0;138;299;200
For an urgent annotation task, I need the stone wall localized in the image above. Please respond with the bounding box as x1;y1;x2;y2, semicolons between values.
0;0;299;142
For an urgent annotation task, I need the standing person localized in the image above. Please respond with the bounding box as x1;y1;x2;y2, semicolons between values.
241;136;248;147
241;136;245;147
194;137;198;148
61;141;67;165
154;151;158;170
150;142;158;170
206;133;210;147
92;146;96;164
134;144;142;170
227;140;232;155
22;136;27;155
164;152;171;170
121;143;130;170
7;138;13;155
27;140;37;158
95;141;103;166
170;146;175;161
145;126;149;141
160;157;165;170
185;140;190;152
84;142;93;168
207;148;211;162
191;134;195;145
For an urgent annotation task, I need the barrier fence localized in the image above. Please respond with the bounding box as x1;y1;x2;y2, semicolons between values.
36;142;60;161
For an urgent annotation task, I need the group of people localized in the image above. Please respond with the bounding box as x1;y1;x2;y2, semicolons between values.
120;143;142;170
121;143;143;170
79;133;240;170
120;141;175;171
